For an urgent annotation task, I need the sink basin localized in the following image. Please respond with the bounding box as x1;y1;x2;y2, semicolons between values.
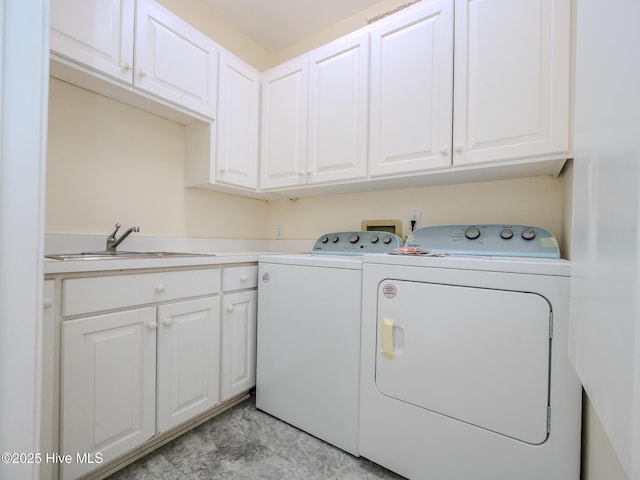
46;251;216;260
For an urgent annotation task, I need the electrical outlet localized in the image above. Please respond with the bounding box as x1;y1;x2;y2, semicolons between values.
275;224;283;239
409;210;421;232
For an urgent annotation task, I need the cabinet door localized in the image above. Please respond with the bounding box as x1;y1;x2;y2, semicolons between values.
135;0;218;118
307;32;369;184
156;297;221;432
61;308;157;480
369;1;454;177
453;0;571;165
217;51;261;189
50;0;134;84
221;290;257;401
260;57;308;189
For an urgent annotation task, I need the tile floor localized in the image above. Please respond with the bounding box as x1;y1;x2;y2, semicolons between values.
106;392;405;480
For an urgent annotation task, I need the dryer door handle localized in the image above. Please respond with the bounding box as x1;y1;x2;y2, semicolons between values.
381;317;405;360
381;318;396;360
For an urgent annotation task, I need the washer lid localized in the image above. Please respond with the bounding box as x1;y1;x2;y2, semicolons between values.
406;224;560;258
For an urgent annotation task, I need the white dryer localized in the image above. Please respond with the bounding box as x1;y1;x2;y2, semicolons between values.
359;225;582;480
257;231;402;456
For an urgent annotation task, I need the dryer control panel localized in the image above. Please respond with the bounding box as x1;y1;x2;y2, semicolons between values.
312;231;402;255
406;224;560;258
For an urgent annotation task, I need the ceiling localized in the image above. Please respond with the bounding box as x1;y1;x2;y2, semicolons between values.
203;0;385;52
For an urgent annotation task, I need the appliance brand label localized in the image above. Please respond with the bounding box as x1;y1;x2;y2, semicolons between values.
261;272;270;283
382;283;397;299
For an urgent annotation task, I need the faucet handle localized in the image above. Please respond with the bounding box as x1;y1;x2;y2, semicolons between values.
108;223;121;240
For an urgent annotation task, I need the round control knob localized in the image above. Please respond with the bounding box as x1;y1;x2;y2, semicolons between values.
464;226;481;240
382;235;392;244
370;235;379;244
521;228;537;241
349;233;360;244
500;228;514;240
320;236;329;244
331;235;339;243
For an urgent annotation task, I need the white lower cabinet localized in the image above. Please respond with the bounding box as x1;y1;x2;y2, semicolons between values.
221;290;257;401
58;267;225;479
61;307;158;480
220;266;258;401
156;297;221;432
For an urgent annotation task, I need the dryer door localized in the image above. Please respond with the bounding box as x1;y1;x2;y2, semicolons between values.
375;280;551;444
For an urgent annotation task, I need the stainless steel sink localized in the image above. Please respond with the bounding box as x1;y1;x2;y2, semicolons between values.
45;251;216;260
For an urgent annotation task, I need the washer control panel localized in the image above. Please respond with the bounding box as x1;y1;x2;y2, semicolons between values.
406;224;560;258
312;231;403;255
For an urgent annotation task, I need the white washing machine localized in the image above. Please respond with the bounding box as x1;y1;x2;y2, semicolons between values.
359;225;582;480
257;231;402;456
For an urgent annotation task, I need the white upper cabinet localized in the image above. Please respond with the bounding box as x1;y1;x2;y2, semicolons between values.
50;0;218;119
52;0;572;198
368;0;454;177
260;32;369;190
452;0;571;166
50;0;135;84
306;32;369;184
260;57;309;189
135;0;218;118
216;51;261;190
184;51;262;196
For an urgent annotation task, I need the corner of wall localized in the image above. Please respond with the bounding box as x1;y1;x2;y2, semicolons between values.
156;0;276;71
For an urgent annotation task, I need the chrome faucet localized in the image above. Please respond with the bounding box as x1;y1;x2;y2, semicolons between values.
106;223;139;252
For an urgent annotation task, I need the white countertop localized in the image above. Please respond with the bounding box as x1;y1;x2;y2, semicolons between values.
44;251;283;275
43;234;315;275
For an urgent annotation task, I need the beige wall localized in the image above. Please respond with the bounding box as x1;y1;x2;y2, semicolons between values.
266;174;566;245
45;77;567;244
46;78;268;239
582;394;629;480
46;75;565;241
